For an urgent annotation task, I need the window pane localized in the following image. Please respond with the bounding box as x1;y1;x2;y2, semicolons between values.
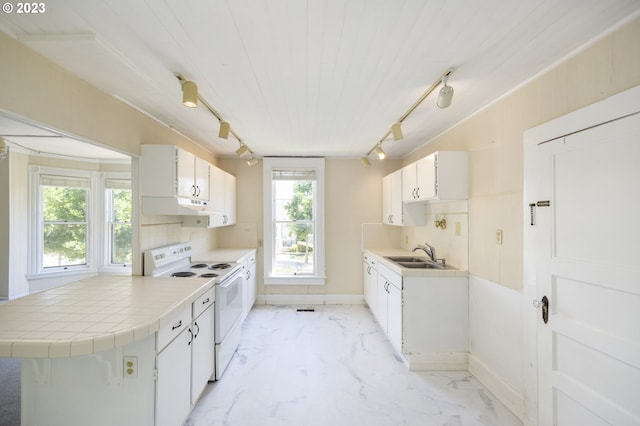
273;178;315;275
112;223;132;264
43;224;87;267
112;189;132;223
274;222;314;275
108;188;132;266
43;186;87;221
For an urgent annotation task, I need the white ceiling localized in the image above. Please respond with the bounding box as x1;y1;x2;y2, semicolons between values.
1;0;639;160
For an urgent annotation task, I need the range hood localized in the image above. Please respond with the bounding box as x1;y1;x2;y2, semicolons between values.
141;196;214;216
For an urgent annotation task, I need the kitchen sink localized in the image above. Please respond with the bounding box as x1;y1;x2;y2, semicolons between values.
384;256;429;263
396;261;445;269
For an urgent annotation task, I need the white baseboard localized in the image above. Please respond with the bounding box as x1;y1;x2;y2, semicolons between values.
468;354;525;422
405;352;468;371
257;294;365;306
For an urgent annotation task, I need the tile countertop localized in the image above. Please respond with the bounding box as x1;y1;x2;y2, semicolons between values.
363;248;469;278
0;276;215;359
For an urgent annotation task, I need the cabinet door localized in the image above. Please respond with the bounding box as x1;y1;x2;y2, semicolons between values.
390;170;403;225
223;171;236;225
416;154;436;200
381;174;393;224
194;157;210;200
191;306;214;405
177;148;196;199
363;260;378;316
376;273;389;330
387;281;403;354
156;330;192;426
402;163;417;202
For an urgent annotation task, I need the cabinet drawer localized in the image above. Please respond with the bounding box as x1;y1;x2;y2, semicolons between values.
157;305;191;351
378;262;402;290
193;288;215;319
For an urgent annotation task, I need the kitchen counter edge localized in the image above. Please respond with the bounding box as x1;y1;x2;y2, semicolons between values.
363;248;469;278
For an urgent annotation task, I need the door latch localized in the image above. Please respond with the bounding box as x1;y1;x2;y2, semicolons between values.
533;296;549;324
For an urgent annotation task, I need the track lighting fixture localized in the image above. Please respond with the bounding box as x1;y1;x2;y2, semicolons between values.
175;73;258;166
362;67;455;167
235;143;250;157
218;121;230;139
391;122;403;141
182;80;198;108
437;75;454;109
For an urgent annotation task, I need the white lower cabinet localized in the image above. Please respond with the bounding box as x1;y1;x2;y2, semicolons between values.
362;253;378;316
156;287;214;426
156;327;192;426
365;252;469;370
190;293;214;404
377;263;402;354
241;251;257;321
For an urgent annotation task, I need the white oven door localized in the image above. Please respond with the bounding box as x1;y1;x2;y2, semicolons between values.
214;271;244;344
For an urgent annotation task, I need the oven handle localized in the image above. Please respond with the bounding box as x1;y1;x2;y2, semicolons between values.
218;270;242;288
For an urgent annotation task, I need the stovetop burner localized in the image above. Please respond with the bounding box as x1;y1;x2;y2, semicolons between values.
171;271;197;278
191;263;208;269
199;273;219;278
209;263;231;270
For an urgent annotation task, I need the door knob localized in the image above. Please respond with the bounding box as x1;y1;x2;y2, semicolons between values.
533;296;549;324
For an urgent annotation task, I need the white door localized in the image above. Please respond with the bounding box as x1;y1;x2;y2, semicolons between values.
533;112;640;425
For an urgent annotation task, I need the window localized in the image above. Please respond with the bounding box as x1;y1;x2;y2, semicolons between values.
105;179;132;267
263;158;325;285
29;166;132;277
41;174;89;268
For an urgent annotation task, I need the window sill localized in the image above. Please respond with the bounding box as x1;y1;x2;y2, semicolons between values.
26;267;97;281
264;275;326;286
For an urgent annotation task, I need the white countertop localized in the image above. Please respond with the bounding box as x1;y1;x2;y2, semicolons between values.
193;248;256;263
364;248;469;278
0;276;214;359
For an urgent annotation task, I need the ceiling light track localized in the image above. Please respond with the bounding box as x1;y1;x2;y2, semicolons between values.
175;73;258;166
362;67;455;167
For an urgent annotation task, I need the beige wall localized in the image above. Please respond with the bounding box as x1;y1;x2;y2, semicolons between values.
0;32;215;163
219;157;401;296
403;16;640;291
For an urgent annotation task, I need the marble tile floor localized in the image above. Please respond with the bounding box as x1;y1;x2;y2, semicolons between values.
186;305;522;426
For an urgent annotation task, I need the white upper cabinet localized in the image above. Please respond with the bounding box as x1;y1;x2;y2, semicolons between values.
183;165;236;228
142;145;209;201
402;151;468;203
382;170;402;226
382;169;425;227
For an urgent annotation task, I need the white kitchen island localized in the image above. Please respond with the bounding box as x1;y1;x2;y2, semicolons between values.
0;275;216;426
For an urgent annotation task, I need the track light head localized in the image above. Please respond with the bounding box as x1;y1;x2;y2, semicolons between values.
218;121;231;139
235;144;250;157
391;122;403;141
374;145;386;160
182;81;198;108
437;75;454;109
361;157;371;167
247;157;259;167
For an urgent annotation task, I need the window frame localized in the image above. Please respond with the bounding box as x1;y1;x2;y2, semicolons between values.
263;158;325;285
28;166;132;278
101;173;133;272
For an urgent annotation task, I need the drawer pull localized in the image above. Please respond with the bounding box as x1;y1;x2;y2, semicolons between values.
202;297;210;305
171;320;183;330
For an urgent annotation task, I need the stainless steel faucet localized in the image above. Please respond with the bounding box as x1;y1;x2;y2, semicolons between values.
412;243;437;262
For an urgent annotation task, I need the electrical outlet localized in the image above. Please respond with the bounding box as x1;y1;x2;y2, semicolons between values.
495;229;503;245
124;356;138;377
